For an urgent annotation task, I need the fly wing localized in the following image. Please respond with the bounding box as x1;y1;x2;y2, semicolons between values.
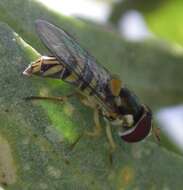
35;20;114;111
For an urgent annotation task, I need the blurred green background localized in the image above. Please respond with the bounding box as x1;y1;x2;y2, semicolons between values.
110;0;183;46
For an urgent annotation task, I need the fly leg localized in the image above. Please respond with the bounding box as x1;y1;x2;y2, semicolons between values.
105;121;116;164
85;108;102;137
78;95;102;137
25;92;84;159
24;93;75;103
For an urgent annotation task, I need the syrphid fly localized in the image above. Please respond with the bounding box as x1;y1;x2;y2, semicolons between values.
23;20;157;150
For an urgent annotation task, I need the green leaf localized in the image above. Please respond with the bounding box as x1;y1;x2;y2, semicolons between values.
0;0;183;189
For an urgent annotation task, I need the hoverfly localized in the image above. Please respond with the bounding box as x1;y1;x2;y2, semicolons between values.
23;20;154;150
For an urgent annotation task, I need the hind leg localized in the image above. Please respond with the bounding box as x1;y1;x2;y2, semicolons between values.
105;122;116;151
105;121;117;164
24;93;75;103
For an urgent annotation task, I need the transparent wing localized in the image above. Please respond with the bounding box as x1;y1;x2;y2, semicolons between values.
36;20;114;111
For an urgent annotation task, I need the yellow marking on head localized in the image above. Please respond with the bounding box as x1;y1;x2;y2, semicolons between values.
109;78;122;96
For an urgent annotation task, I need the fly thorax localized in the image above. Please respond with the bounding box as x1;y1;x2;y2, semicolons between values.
114;96;122;107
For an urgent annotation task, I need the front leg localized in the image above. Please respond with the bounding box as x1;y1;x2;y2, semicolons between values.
78;95;103;137
105;122;116;152
86;107;102;137
105;120;117;164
